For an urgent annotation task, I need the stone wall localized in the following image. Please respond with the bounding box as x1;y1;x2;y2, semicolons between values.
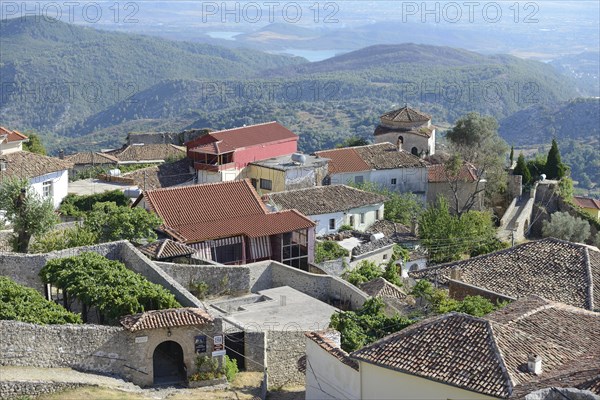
265;331;307;388
0;381;89;399
449;279;515;304
156;262;251;298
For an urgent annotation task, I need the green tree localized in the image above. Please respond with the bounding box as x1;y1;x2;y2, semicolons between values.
337;136;369;148
509;145;514;166
22;133;47;155
0;178;58;252
315;241;349;263
40;252;180;323
84;202;162;243
59;190;130;217
0;276;82;324
343;260;382;286
542;212;591;243
545;139;566;180
352;181;424;225
513;153;532;185
330;298;415;352
30;225;98;253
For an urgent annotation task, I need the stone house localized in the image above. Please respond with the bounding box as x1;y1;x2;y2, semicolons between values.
106;143;186;165
426;162;485;212
0;127;73;209
315;143;429;195
138;239;198;263
244;153;329;193
572;195;600;221
373;106;436;157
410;237;600;311
305;296;600;399
264;185;387;236
186;122;298;184
63;151;119;173
133;179;316;269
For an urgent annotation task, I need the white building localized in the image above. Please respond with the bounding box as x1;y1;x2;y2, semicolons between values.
315;142;429;196
264;185;387;236
0;127;72;209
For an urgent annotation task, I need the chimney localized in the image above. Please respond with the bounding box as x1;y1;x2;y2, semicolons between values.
58;149;64;160
397;136;403;151
527;354;542;375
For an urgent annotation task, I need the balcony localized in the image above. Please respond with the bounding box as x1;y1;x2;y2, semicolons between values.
194;161;236;172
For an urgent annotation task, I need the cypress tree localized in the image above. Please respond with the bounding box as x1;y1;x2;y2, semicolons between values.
546;139;566;179
509;145;514;166
514;153;532;185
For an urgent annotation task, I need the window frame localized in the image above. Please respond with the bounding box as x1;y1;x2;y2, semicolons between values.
259;178;272;191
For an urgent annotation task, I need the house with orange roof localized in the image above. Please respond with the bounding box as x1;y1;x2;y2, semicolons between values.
133;179;316;268
572;195;600;221
185;121;299;184
0;127;72;208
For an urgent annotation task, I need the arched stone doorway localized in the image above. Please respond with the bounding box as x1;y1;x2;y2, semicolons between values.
153;340;186;386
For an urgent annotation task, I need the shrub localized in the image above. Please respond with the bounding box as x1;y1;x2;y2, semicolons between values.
0;276;82;324
542;211;591;243
343;260;382;286
338;224;353;232
59;190;130;217
30;225;98;253
315;241;349;263
224;355;239;382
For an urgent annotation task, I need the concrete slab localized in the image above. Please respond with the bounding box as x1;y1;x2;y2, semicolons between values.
68;179;135;196
212;286;337;332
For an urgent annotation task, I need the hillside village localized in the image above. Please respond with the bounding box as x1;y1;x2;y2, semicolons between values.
0;102;599;400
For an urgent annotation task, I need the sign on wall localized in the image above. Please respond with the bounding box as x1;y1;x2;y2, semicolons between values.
195;335;207;354
213;334;224;352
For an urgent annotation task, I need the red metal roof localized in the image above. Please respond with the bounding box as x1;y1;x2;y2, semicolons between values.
573;196;600;210
0;126;28;143
187;122;297;155
141;179;314;243
314;147;371;174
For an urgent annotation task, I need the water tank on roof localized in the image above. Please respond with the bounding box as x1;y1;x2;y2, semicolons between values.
291;153;306;165
370;232;385;242
108;169;121;177
540;174;546;181
124;188;141;198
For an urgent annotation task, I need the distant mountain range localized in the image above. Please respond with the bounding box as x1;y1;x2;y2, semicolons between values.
0;16;595;158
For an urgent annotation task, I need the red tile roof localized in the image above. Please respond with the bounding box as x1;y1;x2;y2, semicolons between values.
427;163;478;183
139;239;197;260
0;126;28;143
120;308;213;332
305;330;359;371
187;122;297;155
314;147;370;174
573;196;600;210
140;179;315;243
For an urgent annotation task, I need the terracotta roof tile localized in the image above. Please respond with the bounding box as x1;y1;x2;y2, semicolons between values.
573;196;600;210
140;180;314;243
266;185;387;216
139;239;196;260
108;144;185;162
1;151;73;180
428;163;478;182
120;308;213;332
359;277;408;300
374;124;435;138
186;122;297;155
350;297;600;398
380;106;431;123
409;238;600;311
305;330;359;371
122;158;195;190
0;126;29;143
315;143;427;174
64;152;119;165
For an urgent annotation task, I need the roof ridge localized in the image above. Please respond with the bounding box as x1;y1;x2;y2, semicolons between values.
209;121;278;135
156;239;169;258
485;320;515;396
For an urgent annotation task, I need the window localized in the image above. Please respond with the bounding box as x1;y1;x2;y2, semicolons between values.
391;178;397;185
354;176;364;184
383;254;388;260
42;181;53;199
260;178;272;191
411;147;419;156
375;210;380;220
250;178;258;188
360;213;365;224
329;218;336;230
349;215;355;227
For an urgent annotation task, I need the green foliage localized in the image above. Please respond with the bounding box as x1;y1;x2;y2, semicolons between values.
0;178;58;252
557;177;575;201
509;146;514;165
30;225;98;253
343;260;383;286
561;139;599;194
411;280;504;317
59;191;130;217
418;197;499;263
22;133;46;155
542;211;591;243
337;136;370;148
83;202;162;243
0;276;82;325
525;154;546;182
224;355;239;382
545;139;567;180
352;182;424;225
40;252;180;323
315;241;350;263
338;224;353;232
514;153;532;185
192;281;209;300
469;237;510;257
329;298;415;352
